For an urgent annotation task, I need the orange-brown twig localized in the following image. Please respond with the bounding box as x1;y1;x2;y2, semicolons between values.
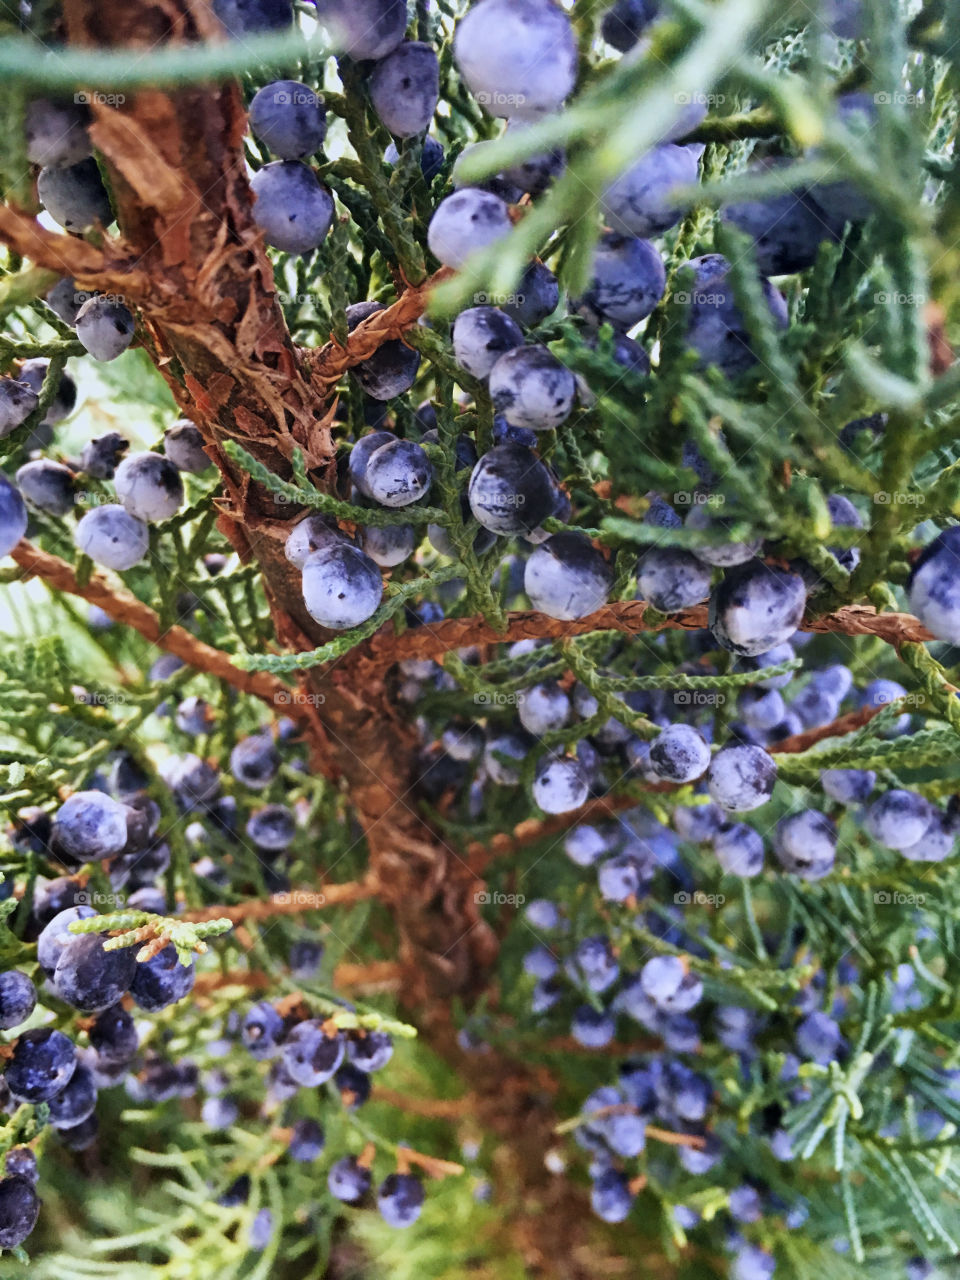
180;879;378;925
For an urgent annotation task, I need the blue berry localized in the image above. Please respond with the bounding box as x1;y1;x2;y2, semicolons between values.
130;944;195;1012
289;1118;325;1161
502;261;560;328
820;768;875;805
345;303;422;400
774;810;837;880
45;277;94;326
301;544;383;629
681;254;788;378
47;1060;97;1128
532;753;589;814
162;753;220;811
600;143;699;237
729;1183;763;1223
242;1001;286;1059
37;158;112;231
16;459;75;516
284;513;347;567
564;823;609;866
707;745;776;812
709;562;807;657
573;935;619;993
378;1172;425;1228
250;162;334;254
328;1155;372;1203
637;548;712;612
80;431;128;479
230;733;279;790
860;678;911;736
25;97;90;167
571;1005;616;1048
649;724;710;784
385;136;445;182
428;189;512;269
19;357;77;425
865;789;934;850
483;732;528;785
213;0;291;35
900;811;956;863
248;1208;274;1250
0;474;26;559
247;804;296;851
314;0;407;61
468;443;557;535
365;439;432;507
686;504;762;567
454;0;577;118
0;1175;39;1248
796;1010;843;1064
674;802;724;842
89;1004;138;1065
580;233;666;328
640;955;703;1012
282;1020;345;1086
361;522;416;567
4;1149;36;1184
500;119;566;196
732;1243;776;1280
164;420;212;474
524;532;612;620
0;379;38;438
0;972;36;1030
53;790;129;861
601;0;660;51
724;185;838;276
489;346;576;431
518;682;570;735
369;42;439;138
53;931;137;1012
713;822;764;876
249;81;325;160
908;526;960;643
452;306;524;379
75;504;149;571
590;1168;633;1222
347;1030;394;1073
75;296;135;362
5;1027;76;1103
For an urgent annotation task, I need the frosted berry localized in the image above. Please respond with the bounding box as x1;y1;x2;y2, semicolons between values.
361;522;416;567
369;42;440;138
301;544;383;630
865;789;934;850
681;254;788;378
454;0;577;118
489;346;576;431
314;0;407;61
709;562;806;657
637;548;712;612
37;158;113;231
53;931;137;1011
713;822;764;876
601;0;659;51
16;459;74;516
427;189;512;269
377;1172;425;1228
365;438;433;508
5;1027;76;1103
328;1155;372;1203
345;302;422;400
532;754;589;814
53;790;129;861
282;1020;345;1086
164;420;212;474
130;944;196;1011
0;1175;40;1249
908;526;960;644
484;733;528;786
774;810;837;880
501;261;561;329
518;682;570;735
468;443;556;535
75;296;135;362
579;233;666;328
0;474;27;557
601;143;699;237
707;744;776;811
452;306;524;379
284;514;346;568
250;162;334;255
249;81;326;160
649;724;710;784
0;379;38;437
81;432;128;479
0;972;36;1030
820;768;875;805
25;97;91;168
18;358;77;425
46;1061;97;1128
213;0;292;35
524;532;612;620
115;452;184;523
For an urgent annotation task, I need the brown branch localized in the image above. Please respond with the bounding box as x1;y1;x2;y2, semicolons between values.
345;600;936;675
10;538;301;717
193;960;404;996
180;878;378;925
